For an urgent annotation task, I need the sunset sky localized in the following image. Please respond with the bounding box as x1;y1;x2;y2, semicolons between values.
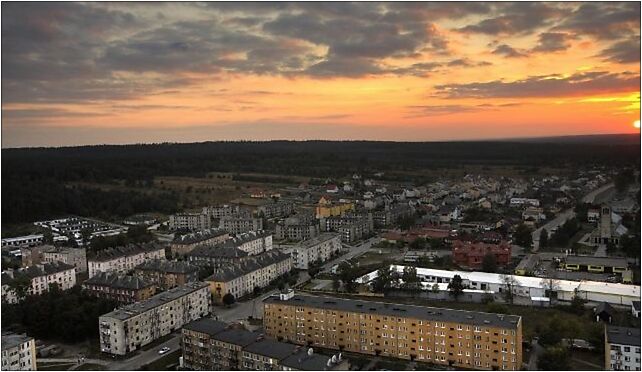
2;2;640;148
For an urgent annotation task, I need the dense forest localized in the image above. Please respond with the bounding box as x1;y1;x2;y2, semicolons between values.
2;136;640;227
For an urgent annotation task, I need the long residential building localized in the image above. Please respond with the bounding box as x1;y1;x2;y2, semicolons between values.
263;291;522;371
282;233;342;269
202;204;249;219
169;213;211;231
41;246;87;273
605;325;641;371
275;216;320;241
1;262;76;304
182;318;347;371
169;229;229;257
257;201;296;219
219;216;264;234
88;243;166;278
83;272;156;304
99;282;211;355
186;231;273;267
206;250;292;303
1;333;37;371
134;259;199;290
323;214;374;242
373;204;413;227
358;265;641;307
451;240;512;269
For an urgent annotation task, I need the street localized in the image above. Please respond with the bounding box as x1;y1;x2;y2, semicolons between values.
320;236;381;273
107;333;181;371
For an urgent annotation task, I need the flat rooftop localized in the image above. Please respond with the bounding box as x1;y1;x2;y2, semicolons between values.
264;294;521;329
606;325;641;347
100;282;208;321
565;255;628;267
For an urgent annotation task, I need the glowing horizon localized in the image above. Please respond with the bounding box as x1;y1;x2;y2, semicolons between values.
2;2;640;148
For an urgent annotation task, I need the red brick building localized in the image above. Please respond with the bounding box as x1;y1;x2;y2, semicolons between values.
451;240;511;269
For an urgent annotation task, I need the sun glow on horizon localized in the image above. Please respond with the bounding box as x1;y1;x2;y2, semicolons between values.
634;120;641;129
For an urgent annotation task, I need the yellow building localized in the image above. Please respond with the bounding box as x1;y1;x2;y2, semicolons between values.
316;197;354;218
264;292;522;371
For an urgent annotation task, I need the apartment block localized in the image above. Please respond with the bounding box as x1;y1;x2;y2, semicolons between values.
134;259;199;290
169;213;211;232
42;246;87;273
181;318;346;371
219;216;263;234
83;272;156;304
206;250;292;303
373;204;413;227
202;204;250;219
1;262;76;304
316;197;355;218
605;325;641;371
275;217;320;241
324;214;374;243
1;333;36;371
263;292;522;371
187;231;273;267
88;243;166;278
169;228;230;257
282;233;342;270
99;282;211;355
257;201;296;219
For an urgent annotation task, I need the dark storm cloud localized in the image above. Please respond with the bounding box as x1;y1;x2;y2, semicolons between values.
598;37;642;64
532;32;574;52
459;2;567;35
554;2;641;40
435;71;640;98
447;59;492;67
492;44;527;58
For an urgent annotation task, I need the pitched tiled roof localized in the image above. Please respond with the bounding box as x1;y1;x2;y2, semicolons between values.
84;272;154;290
90;242;165;262
135;259;199;274
206;250;291;282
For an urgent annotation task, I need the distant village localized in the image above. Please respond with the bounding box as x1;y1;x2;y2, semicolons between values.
1;166;640;371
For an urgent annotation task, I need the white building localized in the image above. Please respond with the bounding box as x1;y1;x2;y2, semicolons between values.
99;282;211;355
219;216;263;234
358;265;641;307
88;243;166;278
229;231;273;256
1;262;76;304
605;326;640;371
1;235;44;249
169;213;211;231
42;247;87;273
1;333;36;371
509;198;540;207
282;233;341;269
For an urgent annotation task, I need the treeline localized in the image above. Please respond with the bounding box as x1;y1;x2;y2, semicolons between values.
1;285;118;343
3;139;639;226
231;174;296;184
2;179;179;225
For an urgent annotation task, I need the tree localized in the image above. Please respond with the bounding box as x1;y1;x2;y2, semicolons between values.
539;229;549;248
448;275;465;300
222;293;235;307
614;168;634;194
537;346;570;370
338;262;357;293
43;230;54;245
481;253;498;273
540;278;560;304
539;316;564;346
5;274;32;302
401;266;421;297
372;266;392;294
409;237;427;250
513;224;533;248
332;277;340;292
500;275;519;305
568;289;587;315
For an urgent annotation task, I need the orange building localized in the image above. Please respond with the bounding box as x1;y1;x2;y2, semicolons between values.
263;292;522;371
452;240;512;269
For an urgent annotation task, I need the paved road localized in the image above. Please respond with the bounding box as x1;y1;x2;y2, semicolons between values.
321;236;381;273
106;333;181;370
532;208;576;251
527;340;544;370
582;183;614;204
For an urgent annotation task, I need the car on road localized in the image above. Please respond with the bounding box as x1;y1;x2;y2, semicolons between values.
158;347;171;355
